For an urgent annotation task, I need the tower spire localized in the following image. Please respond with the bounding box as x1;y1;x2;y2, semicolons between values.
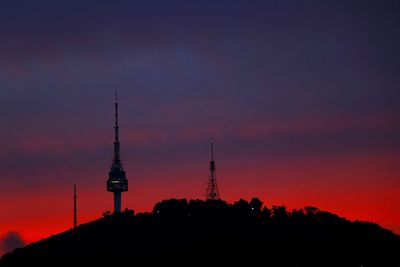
211;139;214;161
113;90;121;167
73;184;77;228
107;90;128;213
206;139;220;200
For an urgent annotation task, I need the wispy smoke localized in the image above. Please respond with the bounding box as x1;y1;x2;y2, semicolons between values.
0;231;25;256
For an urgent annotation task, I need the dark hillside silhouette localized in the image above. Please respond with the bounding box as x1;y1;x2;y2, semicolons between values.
1;198;399;266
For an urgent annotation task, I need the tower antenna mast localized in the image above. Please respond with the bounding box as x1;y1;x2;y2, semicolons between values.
206;139;220;200
73;184;77;228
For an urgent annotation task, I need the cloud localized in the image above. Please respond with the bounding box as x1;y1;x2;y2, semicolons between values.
0;231;26;257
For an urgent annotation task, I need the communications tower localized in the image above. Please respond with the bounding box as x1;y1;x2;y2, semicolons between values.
206;139;220;200
107;91;128;213
73;184;77;228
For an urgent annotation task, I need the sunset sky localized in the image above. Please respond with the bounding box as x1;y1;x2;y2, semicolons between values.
1;0;399;255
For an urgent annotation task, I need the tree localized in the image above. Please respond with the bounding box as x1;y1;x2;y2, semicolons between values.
272;205;289;222
249;197;263;213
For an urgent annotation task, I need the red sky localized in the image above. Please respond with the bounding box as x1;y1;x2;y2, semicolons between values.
1;148;399;246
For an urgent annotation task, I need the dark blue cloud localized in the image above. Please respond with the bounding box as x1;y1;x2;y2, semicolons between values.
0;0;399;190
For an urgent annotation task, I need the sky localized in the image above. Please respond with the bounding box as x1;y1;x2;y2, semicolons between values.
1;0;400;255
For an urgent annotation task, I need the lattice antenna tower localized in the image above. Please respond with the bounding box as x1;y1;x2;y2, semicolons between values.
206;139;220;200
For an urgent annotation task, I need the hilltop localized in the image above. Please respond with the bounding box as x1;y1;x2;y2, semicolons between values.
1;198;399;266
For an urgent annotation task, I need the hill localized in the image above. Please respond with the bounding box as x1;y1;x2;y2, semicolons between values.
1;198;399;266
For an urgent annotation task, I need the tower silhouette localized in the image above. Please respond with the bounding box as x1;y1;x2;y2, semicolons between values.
73;184;77;228
107;91;128;213
206;139;220;200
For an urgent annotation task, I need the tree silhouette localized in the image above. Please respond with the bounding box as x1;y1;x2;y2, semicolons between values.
272;205;289;222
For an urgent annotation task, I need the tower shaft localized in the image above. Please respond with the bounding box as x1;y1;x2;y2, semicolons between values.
206;140;220;200
114;192;121;213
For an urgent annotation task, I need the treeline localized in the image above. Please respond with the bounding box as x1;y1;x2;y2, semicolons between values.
1;198;399;267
